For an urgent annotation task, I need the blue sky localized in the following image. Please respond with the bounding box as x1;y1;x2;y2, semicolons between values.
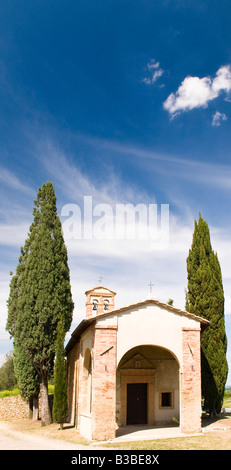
0;0;231;384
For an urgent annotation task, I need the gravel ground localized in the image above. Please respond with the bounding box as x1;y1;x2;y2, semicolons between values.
0;421;104;450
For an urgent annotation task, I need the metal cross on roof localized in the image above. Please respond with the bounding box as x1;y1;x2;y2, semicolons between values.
98;275;103;285
148;282;154;294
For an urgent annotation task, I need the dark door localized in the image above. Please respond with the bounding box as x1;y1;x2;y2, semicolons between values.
127;383;147;425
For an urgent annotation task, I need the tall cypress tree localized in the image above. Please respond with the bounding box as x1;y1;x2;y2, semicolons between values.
7;182;74;425
7;249;40;418
186;213;228;415
13;342;40;418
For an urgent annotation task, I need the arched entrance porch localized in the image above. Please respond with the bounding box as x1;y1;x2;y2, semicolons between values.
116;345;180;429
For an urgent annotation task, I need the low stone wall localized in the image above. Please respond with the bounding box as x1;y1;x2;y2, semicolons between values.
0;394;54;420
0;395;29;419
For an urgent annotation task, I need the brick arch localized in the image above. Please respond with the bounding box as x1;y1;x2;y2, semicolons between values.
116;344;180;427
117;338;182;372
117;344;181;369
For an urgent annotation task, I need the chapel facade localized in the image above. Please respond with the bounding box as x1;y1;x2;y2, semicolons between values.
66;286;209;441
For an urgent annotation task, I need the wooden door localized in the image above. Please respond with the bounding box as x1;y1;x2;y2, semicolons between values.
127;383;147;425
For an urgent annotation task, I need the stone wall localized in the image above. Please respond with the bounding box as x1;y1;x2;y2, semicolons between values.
0;394;54;420
180;327;202;433
91;324;117;440
0;395;29;419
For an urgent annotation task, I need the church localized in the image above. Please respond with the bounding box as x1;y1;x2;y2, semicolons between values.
66;285;209;441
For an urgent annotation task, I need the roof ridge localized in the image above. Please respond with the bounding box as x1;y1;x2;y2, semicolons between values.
95;297;210;325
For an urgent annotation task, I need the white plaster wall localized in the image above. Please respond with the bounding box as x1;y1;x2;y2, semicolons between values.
95;302;201;426
154;359;179;422
81;327;93;356
113;303;200;369
80;414;92;440
115;345;180;425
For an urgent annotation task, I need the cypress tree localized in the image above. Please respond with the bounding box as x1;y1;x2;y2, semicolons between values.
7;182;74;425
52;318;68;429
13;342;40;419
186;213;228;415
7;250;40;418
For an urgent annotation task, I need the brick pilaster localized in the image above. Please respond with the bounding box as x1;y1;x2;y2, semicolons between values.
91;324;117;440
180;327;202;433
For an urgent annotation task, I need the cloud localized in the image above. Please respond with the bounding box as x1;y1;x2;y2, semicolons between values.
37;138;152;207
82;136;231;192
0;223;31;246
212;111;227;126
143;59;164;85
1;136;231;379
0;167;34;196
163;65;231;116
212;65;231;95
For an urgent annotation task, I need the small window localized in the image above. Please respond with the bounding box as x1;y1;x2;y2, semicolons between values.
104;299;109;312
160;391;173;408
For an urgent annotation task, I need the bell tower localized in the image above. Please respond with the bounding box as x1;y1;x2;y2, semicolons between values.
85;286;116;318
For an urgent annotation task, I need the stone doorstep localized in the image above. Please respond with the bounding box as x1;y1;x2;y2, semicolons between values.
93;410;231;444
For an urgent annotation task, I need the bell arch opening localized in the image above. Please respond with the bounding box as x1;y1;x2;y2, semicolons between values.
116;345;180;428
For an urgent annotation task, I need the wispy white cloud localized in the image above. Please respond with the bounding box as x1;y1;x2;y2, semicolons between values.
163;65;231;117
143;59;164;85
0;223;31;246
77;136;231;192
0;274;13;351
0;167;34;196
1;135;231;385
37;138;152;206
212;111;227;126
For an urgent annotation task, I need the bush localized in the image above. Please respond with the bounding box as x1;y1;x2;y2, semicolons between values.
0;388;20;399
0;353;17;391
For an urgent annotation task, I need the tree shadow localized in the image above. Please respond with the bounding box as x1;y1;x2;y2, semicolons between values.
62;424;75;430
201;349;220;415
202;411;231;428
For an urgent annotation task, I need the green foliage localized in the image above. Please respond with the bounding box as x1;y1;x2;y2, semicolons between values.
13;343;40;401
0;388;20;399
0;352;17;391
7;241;41;402
6;182;74;423
52;318;68;426
223;390;231;408
186;213;228;414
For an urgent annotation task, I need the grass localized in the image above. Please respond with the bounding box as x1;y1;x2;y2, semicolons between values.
2;413;231;450
0;384;54;399
223;390;231;408
0;388;20;398
105;414;231;450
103;432;230;450
1;388;231;450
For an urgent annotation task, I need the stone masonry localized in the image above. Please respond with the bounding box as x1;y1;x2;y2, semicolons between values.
91;324;117;440
0;395;29;420
180;327;202;433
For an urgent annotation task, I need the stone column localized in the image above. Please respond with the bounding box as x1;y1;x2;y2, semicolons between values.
180;327;202;434
91;324;117;440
